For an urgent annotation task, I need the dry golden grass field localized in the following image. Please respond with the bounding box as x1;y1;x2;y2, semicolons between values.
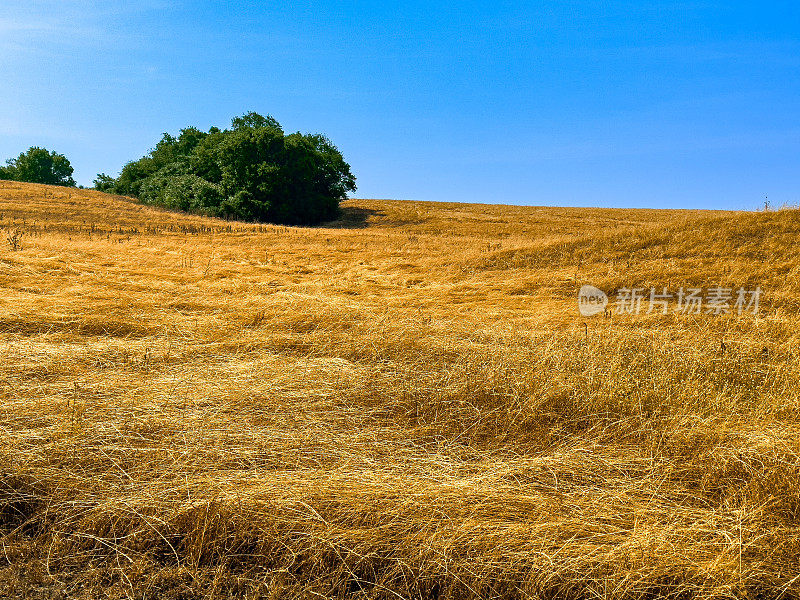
2;180;800;599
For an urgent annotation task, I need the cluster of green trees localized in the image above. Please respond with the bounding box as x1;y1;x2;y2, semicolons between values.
0;147;76;187
0;113;356;225
95;112;356;225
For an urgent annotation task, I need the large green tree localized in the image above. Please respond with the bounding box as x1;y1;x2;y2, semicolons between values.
1;147;76;186
96;112;356;225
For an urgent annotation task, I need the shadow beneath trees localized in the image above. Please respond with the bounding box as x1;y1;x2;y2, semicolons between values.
321;206;384;229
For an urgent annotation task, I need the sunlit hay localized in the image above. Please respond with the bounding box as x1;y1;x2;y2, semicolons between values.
1;180;799;598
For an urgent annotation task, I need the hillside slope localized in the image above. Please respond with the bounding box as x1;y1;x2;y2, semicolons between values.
1;181;799;599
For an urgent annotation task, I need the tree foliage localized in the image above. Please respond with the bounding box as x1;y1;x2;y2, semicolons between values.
0;147;76;186
95;112;356;225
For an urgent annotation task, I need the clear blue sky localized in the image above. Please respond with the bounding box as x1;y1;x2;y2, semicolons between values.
2;1;798;209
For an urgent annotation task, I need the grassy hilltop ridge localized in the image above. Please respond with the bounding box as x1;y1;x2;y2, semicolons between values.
1;180;800;598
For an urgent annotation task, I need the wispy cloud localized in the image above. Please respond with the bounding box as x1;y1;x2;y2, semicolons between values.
0;17;61;35
0;12;100;59
0;1;172;58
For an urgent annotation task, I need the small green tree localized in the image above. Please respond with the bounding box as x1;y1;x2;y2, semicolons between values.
93;173;116;192
4;147;76;186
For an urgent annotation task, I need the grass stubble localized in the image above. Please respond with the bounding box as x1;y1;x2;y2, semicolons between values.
0;181;799;598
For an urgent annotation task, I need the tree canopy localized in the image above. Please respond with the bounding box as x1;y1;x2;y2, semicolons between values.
0;147;76;186
95;112;356;225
